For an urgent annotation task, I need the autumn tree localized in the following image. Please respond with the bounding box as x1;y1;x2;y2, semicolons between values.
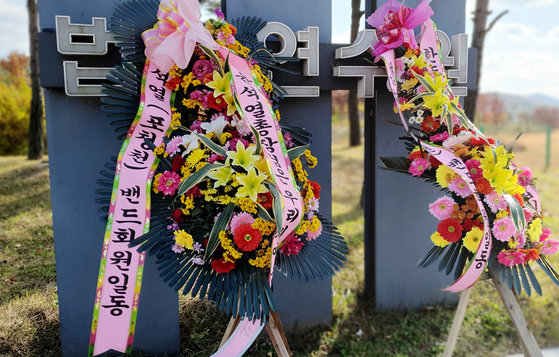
531;106;559;128
475;93;508;126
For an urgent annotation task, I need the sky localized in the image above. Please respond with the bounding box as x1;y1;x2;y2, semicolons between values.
1;0;558;99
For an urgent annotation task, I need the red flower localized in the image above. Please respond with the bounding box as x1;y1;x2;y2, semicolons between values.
309;181;322;199
171;209;183;223
475;177;494;195
211;257;236;274
513;193;524;207
165;76;182;91
278;234;304;256
470;137;496;146
421;116;440;132
207;92;228;111
233;224;262;252
437;218;463;243
172;156;185;172
410;66;424;76
521;249;540;263
257;192;274;210
453;127;466;135
462;218;483;232
409;150;427;161
428;155;441;169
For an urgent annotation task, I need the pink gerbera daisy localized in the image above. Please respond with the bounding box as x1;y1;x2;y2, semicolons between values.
448;176;471;198
430;132;450;142
306;221;322;241
540;227;551;242
429;196;456;220
166;136;183;156
484;191;507;213
492;217;516;242
408;158;430;177
497;251;525;267
517;166;532;187
464;159;482;182
541;239;559;255
158;171;180;195
230;212;255;234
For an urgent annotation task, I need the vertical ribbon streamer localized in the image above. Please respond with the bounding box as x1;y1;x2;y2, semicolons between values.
89;60;173;356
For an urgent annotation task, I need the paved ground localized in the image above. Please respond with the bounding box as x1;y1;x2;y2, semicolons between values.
505;347;559;357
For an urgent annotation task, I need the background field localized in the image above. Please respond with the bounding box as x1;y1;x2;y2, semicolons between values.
2;114;559;356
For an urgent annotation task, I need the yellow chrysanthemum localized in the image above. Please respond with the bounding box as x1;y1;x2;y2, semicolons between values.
186;148;207;167
401;77;419;91
174;230;194;250
152;173;162;194
496;210;509;219
463;227;483;253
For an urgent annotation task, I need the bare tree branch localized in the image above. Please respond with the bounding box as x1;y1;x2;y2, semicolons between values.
486;10;509;33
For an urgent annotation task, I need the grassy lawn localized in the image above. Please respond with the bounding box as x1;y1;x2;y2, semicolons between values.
2;120;559;356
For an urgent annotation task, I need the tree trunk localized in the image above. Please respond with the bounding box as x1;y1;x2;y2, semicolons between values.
348;0;364;146
463;0;507;122
27;0;44;160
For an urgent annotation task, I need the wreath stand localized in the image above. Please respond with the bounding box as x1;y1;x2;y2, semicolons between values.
220;311;292;356
443;267;543;357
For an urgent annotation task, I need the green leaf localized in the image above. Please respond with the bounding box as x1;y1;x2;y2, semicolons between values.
249;125;262;156
198;44;223;75
224;52;230;73
288;145;309;162
409;92;433;103
449;101;470;129
516;131;524;141
504;193;526;234
176;163;223;197
191;131;227;157
441;105;452;135
410;70;434;92
257;203;274;223
204;203;235;260
266;181;283;240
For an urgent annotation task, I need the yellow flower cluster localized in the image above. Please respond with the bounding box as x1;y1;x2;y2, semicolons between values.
219;230;242;262
401;77;419;91
253;65;273;93
304;149;318;168
152;173;162;194
395;102;415;113
301;181;315;201
228;41;251;58
308;216;321;233
170;109;181;128
296;220;311;235
479;145;525;196
174;230;194;250
181;72;201;92
182;98;198;109
253;218;276;236
292;158;308;183
236;197;258;214
249;244;271;268
180;194;195;215
153;143;165;156
201;187;218;201
186;148;207;167
275;109;281;121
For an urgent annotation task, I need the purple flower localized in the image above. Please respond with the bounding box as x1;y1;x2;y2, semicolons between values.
190;90;208;109
192;59;214;80
215;8;225;20
190;120;204;133
193;242;204;254
283;132;294;148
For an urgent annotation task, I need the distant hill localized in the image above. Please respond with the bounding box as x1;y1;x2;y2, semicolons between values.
482;92;559;122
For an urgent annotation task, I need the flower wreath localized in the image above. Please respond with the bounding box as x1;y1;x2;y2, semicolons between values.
95;0;348;326
370;0;559;294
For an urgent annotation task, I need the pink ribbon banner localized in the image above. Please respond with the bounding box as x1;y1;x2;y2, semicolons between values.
89;60;173;356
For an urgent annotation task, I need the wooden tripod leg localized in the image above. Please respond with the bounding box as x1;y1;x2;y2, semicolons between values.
490;268;543;357
265;311;292;357
443;287;473;357
219;315;242;348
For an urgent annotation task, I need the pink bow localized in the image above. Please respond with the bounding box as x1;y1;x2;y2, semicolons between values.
366;0;434;57
142;0;219;73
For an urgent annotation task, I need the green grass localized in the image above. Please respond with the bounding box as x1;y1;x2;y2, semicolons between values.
2;119;559;356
